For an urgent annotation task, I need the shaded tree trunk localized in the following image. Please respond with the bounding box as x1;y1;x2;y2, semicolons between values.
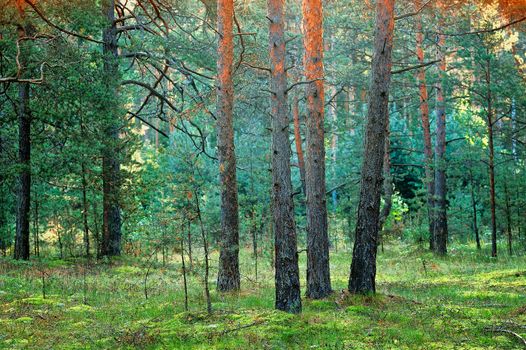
504;181;512;256
414;0;435;249
14;23;31;261
101;0;122;256
293;94;306;194
485;56;497;258
433;12;448;255
348;0;395;294
81;163;90;258
469;168;481;250
269;0;301;313
302;0;331;299
216;0;240;292
379;114;393;235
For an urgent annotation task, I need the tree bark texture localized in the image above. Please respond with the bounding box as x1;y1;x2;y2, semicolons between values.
216;0;240;292
269;0;301;313
433;12;448;256
101;0;122;256
414;0;435;249
302;0;331;299
348;0;395;294
14;21;32;261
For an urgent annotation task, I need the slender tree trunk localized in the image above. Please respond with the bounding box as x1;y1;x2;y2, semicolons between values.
216;0;240;292
269;0;301;313
329;87;338;213
379;115;393;234
187;220;193;269
302;0;331;299
101;0;122;256
81;163;91;258
433;11;448;255
293;94;306;194
485;56;497;258
469;168;481;250
414;0;435;249
14;26;31;260
195;191;212;315
348;0;395;294
33;194;39;257
180;225;189;312
504;181;513;256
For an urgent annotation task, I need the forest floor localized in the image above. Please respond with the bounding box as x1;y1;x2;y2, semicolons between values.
1;243;525;349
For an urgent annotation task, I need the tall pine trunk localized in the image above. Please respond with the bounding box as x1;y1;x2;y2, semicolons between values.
216;0;240;292
485;56;497;257
348;0;395;294
414;0;435;249
101;0;122;256
269;0;301;313
433;11;448;255
302;0;331;299
14;20;32;261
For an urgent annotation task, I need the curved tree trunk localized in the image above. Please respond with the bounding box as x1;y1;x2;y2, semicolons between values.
348;0;395;294
101;0;122;256
302;0;331;299
414;0;435;249
216;0;240;292
269;0;301;313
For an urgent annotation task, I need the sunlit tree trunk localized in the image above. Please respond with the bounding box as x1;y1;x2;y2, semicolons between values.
14;19;32;261
433;10;448;255
348;0;395;294
302;0;331;299
414;0;435;249
101;0;122;256
216;0;240;291
269;0;301;313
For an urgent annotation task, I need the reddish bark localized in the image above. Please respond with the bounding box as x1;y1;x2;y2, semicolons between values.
216;0;240;291
414;0;435;248
302;0;331;299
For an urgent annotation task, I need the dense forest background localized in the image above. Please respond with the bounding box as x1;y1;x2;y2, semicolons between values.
0;0;526;348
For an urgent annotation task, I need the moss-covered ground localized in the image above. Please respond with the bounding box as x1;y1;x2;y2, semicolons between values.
1;243;525;349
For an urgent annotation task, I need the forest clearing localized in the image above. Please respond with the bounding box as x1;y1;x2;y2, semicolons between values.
1;244;526;349
1;0;526;348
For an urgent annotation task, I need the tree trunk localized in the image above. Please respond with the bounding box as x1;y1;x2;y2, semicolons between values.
433;12;448;255
302;0;331;299
504;181;512;256
348;0;395;294
485;56;497;258
216;0;240;292
101;0;122;256
14;24;31;260
379;114;393;234
293;94;306;194
269;0;301;313
81;163;90;258
469;168;481;250
414;0;435;249
195;191;212;315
